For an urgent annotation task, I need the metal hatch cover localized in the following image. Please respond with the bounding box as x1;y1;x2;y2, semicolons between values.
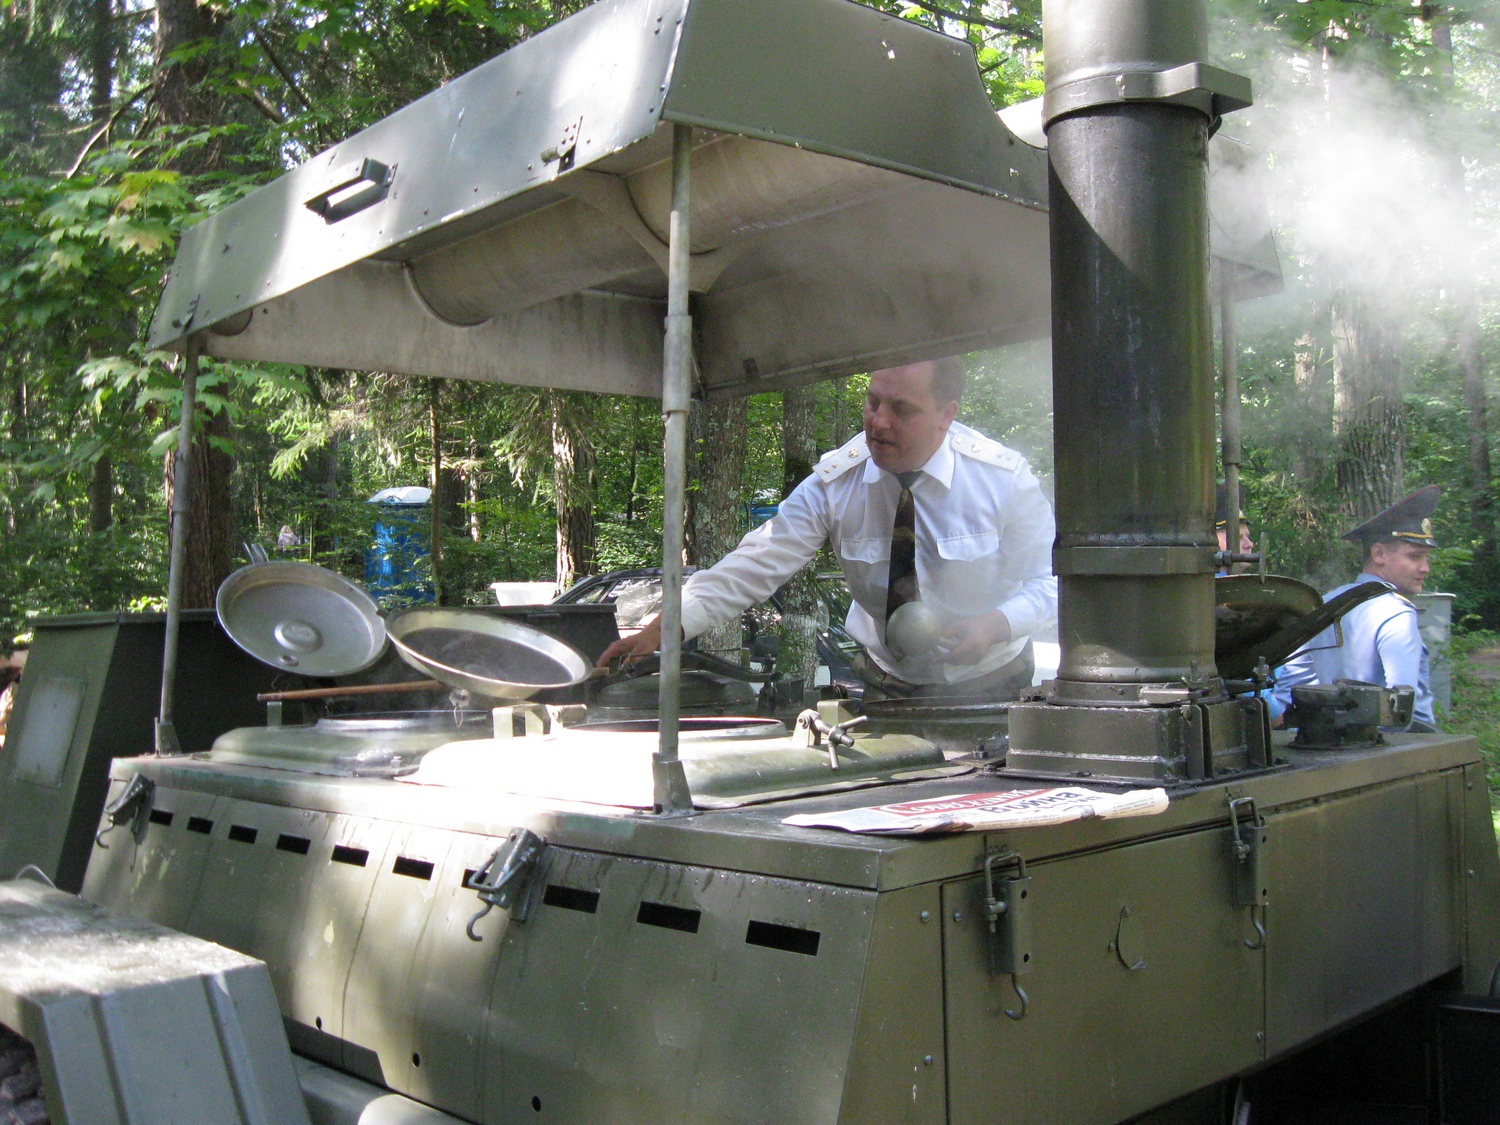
147;0;1053;397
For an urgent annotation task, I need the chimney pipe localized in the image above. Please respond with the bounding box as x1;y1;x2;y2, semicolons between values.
1005;0;1259;780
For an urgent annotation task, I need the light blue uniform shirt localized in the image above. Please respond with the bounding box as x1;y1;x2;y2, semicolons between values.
1272;572;1433;729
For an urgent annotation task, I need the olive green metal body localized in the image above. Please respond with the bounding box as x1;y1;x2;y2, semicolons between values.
73;723;1500;1124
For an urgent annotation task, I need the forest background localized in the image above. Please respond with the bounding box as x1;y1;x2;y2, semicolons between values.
3;0;1500;715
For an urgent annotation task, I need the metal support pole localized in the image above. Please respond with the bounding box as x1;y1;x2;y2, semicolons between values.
652;123;694;816
1220;273;1242;547
156;334;200;756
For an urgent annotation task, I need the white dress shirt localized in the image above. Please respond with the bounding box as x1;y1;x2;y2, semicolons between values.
680;421;1058;685
1272;572;1434;728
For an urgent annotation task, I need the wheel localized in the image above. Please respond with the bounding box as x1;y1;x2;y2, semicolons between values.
0;1024;49;1125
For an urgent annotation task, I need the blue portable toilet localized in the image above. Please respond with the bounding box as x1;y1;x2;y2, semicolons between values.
366;486;435;604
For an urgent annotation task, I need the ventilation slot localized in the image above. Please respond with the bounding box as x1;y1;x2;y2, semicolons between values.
636;901;701;933
331;845;370;867
393;856;434;880
228;825;259;845
148;809;174;827
276;834;311;855
543;885;599;914
745;920;820;956
186;817;214;835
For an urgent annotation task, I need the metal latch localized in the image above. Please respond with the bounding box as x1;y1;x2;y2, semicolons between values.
464;828;545;942
984;851;1033;1019
95;773;155;848
1227;795;1267;949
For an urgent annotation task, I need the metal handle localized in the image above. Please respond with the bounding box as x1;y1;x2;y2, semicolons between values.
305;157;394;222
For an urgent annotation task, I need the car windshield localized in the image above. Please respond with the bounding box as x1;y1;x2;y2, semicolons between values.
608;578;663;628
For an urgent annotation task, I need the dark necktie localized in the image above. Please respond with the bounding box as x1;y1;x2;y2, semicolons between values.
885;470;921;624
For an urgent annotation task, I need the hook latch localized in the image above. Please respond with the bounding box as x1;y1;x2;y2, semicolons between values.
984;850;1034;1018
464;827;545;942
1227;794;1268;949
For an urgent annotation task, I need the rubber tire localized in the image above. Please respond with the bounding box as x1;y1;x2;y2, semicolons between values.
0;1024;49;1125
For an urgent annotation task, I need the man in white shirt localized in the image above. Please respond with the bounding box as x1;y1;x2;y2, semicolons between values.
1272;486;1439;731
599;358;1058;699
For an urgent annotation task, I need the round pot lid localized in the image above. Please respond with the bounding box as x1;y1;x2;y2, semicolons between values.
386;608;591;701
216;560;388;677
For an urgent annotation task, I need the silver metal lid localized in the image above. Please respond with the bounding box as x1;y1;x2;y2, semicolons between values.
215;560;388;677
387;608;590;701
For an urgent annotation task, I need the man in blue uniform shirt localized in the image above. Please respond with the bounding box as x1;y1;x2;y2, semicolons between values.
1273;486;1440;731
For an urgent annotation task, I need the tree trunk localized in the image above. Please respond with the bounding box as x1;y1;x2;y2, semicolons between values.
1331;291;1405;518
552;391;597;591
1290;331;1323;485
88;454;113;533
688;396;749;656
467;436;482;543
153;0;228;167
156;0;235;605
778;384;821;693
428;380;444;604
89;0;112;122
166;406;235;608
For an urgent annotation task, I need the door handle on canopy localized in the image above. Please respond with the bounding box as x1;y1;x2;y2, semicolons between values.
305;157;395;222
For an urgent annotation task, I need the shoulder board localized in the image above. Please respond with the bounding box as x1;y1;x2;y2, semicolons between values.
952;432;1022;472
813;434;870;483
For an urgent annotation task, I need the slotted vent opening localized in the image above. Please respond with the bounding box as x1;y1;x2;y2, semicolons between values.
331;845;370;867
745;920;820;956
543;885;599;914
636;901;701;933
186;816;214;835
393;856;435;880
228;825;259;845
148;809;174;827
276;834;312;855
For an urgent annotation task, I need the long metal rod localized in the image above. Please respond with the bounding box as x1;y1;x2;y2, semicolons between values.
1220;272;1242;545
156;334;200;756
652;123;693;815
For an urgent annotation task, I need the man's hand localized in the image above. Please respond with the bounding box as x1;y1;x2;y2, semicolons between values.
936;611;1012;666
596;616;666;668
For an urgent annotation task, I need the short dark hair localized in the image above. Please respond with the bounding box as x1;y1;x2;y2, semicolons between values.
928;356;965;405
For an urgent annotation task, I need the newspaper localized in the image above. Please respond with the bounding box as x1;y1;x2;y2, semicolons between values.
781;786;1170;835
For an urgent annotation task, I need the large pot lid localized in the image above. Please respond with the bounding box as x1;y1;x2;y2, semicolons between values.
216;560;388;677
1213;574;1389;680
387;608;591;700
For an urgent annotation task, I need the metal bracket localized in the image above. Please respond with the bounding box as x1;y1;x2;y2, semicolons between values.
96;774;155;848
1044;62;1252;126
984;851;1033;1019
1227;795;1267;949
464;828;545;942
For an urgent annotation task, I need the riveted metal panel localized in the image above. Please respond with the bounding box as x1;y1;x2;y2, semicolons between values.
343;823;513;1120
1264;772;1463;1055
837;882;946;1125
1460;762;1500;992
942;827;1263;1125
81;778;219;931
483;849;876;1124
182;801;396;1072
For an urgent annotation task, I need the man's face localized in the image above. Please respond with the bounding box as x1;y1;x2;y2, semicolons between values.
863;363;959;474
1367;541;1432;597
1216;521;1255;569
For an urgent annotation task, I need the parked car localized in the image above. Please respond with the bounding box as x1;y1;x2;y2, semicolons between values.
553;567;863;697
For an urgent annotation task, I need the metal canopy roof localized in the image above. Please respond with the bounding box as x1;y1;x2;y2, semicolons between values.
148;0;1277;400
